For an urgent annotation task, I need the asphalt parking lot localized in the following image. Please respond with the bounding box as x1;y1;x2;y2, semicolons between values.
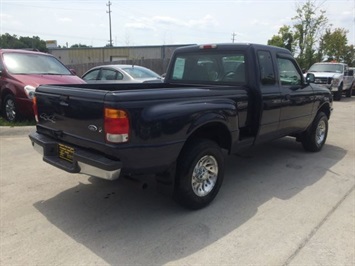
0;98;354;265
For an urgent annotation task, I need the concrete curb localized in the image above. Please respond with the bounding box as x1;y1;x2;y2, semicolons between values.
0;126;36;136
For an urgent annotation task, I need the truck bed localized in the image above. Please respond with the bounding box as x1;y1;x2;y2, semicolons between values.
33;82;249;173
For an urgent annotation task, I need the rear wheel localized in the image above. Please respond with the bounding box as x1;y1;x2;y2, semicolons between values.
3;94;18;122
301;112;328;152
174;139;224;209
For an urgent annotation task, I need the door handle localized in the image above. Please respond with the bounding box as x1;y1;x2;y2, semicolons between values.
59;101;69;107
59;95;69;107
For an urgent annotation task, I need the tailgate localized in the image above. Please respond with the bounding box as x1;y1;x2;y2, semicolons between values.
35;85;107;144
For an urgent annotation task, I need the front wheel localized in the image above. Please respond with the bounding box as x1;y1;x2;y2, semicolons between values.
345;84;353;98
3;94;18;122
301;112;328;152
174;139;224;209
333;84;343;101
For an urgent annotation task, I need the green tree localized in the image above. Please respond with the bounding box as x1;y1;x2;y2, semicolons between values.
268;0;355;68
268;35;284;48
343;45;355;66
268;25;295;52
70;43;91;48
0;33;48;52
19;36;48;52
0;33;23;48
319;28;349;62
292;0;328;68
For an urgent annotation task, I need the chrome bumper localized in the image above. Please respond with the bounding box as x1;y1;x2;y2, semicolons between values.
29;132;122;181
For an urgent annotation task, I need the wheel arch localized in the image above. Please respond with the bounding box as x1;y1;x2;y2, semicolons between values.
1;88;11;112
317;102;331;120
0;86;16;108
181;121;232;157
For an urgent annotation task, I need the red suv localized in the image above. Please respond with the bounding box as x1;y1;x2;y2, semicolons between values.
0;49;85;121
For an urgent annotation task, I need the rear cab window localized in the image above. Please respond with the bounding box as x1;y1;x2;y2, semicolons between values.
170;51;246;84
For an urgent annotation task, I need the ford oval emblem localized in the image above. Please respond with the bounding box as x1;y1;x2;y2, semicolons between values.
88;125;98;132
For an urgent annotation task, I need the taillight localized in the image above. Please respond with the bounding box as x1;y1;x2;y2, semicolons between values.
33;97;38;122
104;108;129;143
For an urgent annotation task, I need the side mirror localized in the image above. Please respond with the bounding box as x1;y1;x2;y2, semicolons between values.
306;73;315;84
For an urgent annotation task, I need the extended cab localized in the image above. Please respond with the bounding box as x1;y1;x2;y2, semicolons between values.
306;62;354;100
29;44;332;209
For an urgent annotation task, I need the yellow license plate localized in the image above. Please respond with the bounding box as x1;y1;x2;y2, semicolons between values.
58;143;74;163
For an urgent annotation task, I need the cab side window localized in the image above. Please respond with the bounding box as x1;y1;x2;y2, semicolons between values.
344;65;349;76
258;51;275;85
277;57;301;86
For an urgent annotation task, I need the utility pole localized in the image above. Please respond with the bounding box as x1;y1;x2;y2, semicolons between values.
231;32;237;43
106;1;113;47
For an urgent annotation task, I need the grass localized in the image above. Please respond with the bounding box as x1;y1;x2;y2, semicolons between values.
0;117;36;127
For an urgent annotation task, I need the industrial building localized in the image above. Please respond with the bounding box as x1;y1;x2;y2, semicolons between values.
49;44;192;76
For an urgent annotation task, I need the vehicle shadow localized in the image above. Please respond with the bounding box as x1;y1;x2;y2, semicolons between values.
337;96;355;103
33;138;346;265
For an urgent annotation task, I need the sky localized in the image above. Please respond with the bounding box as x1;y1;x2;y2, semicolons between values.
0;0;354;48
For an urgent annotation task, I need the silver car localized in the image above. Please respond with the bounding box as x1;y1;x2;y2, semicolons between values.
82;64;163;83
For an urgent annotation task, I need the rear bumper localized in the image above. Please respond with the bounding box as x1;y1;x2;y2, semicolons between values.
29;132;122;180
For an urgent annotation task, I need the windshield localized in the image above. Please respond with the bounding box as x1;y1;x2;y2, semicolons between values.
309;63;343;73
3;52;72;75
122;67;161;79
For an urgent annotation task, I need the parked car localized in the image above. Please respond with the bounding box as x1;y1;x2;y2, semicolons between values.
0;49;85;122
306;62;354;100
82;64;163;83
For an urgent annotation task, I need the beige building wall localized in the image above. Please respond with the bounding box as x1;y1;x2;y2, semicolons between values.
49;45;189;65
49;44;193;76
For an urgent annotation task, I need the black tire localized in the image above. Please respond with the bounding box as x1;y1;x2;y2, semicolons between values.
333;83;343;101
174;139;224;210
301;112;328;152
3;94;18;122
345;84;353;98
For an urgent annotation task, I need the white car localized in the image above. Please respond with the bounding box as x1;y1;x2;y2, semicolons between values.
82;64;163;83
306;62;354;100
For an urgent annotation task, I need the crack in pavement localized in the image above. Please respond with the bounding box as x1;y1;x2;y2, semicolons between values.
283;183;355;266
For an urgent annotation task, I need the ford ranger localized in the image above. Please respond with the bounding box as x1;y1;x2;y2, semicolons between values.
29;43;332;209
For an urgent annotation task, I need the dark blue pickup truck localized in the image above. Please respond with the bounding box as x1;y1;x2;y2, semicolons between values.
29;43;332;209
